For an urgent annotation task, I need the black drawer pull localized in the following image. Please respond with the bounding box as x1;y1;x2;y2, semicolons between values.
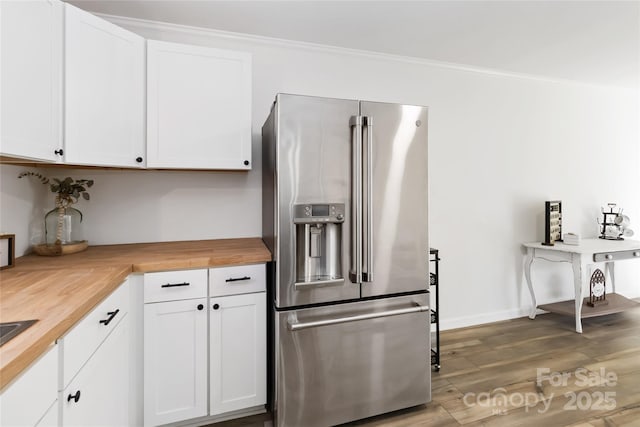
225;276;251;283
68;390;81;403
161;282;190;288
99;309;120;326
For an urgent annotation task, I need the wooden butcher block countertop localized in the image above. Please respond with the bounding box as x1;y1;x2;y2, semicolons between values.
0;238;271;390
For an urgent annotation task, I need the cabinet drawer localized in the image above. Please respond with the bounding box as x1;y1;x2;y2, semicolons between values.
594;249;640;262
61;279;129;389
144;269;207;303
209;264;265;297
0;345;58;427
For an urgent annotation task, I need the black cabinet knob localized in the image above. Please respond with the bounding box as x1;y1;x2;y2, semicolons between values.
213;304;220;310
243;160;249;166
197;304;204;311
68;390;81;403
54;149;64;156
135;157;143;163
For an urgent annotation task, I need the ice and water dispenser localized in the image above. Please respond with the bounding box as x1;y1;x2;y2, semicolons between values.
293;203;345;287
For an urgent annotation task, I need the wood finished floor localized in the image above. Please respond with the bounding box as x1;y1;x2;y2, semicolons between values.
215;309;640;427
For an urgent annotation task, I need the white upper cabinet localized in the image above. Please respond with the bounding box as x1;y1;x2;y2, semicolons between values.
64;4;145;168
146;40;252;170
0;0;63;162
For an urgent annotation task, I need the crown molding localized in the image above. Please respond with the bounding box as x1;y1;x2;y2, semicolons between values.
97;12;634;92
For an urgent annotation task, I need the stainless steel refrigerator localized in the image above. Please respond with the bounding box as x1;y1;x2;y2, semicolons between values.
262;94;430;427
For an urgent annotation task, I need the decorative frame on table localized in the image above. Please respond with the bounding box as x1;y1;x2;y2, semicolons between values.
587;265;607;307
542;200;562;246
0;234;15;270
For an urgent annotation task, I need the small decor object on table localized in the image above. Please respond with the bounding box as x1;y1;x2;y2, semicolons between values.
542;200;562;246
0;234;15;269
18;171;94;256
587;266;607;307
598;203;634;240
563;233;580;246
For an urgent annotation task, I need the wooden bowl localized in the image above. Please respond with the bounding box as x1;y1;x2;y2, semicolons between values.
32;241;88;256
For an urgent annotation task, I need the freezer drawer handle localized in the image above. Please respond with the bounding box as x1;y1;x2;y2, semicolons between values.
288;304;428;331
225;276;251;283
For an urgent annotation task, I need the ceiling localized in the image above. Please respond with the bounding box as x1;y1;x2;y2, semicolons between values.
68;1;640;89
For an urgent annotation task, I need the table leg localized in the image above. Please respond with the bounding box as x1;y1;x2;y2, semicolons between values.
524;248;537;319
571;254;585;333
605;262;616;294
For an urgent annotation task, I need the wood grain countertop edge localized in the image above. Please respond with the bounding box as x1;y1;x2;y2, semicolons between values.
0;267;131;390
0;238;272;391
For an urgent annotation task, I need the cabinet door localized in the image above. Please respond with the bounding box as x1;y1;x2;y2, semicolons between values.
35;401;58;427
64;4;145;167
0;345;58;427
0;0;62;161
144;298;208;426
210;292;266;415
146;40;252;170
61;316;129;427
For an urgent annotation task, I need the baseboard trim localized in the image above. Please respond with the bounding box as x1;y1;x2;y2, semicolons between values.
441;291;640;331
440;307;538;331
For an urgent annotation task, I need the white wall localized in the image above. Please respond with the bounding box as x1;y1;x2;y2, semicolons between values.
0;164;50;254
1;15;638;329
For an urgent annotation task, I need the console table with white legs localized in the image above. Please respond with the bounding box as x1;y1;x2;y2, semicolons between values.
523;238;640;333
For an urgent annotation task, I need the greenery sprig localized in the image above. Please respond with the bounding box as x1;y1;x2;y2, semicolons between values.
18;171;94;205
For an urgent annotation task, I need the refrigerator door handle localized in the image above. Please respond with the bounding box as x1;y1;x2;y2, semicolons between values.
288;303;428;331
349;115;363;284
363;116;373;283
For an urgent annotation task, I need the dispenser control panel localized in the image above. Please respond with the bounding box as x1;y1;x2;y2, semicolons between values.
293;203;345;223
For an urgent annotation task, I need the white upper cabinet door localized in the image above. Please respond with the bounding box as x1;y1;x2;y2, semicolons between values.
0;0;63;162
210;292;266;415
146;40;252;170
64;4;145;167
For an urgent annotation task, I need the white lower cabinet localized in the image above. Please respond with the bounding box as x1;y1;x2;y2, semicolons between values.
143;265;266;426
143;298;208;426
142;269;208;427
0;345;58;427
58;279;131;427
61;316;129;426
35;401;59;427
210;292;266;415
